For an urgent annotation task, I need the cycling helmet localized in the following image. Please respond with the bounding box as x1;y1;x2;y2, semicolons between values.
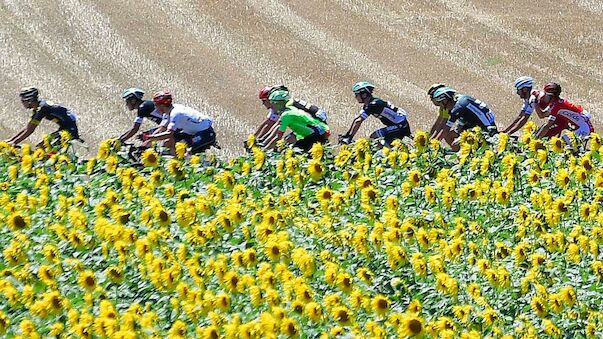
271;85;289;93
352;81;375;94
513;76;534;90
543;82;562;97
268;90;290;102
427;83;446;97
122;88;145;100
259;86;274;100
152;90;173;105
432;87;457;102
19;87;39;101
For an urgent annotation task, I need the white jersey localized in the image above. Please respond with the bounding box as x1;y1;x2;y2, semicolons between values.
266;108;279;122
161;104;212;135
520;98;535;115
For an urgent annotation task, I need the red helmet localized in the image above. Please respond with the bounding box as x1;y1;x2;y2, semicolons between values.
259;86;274;100
153;90;173;105
543;82;562;97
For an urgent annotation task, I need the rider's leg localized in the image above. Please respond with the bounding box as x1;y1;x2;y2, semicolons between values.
190;127;217;154
293;130;325;152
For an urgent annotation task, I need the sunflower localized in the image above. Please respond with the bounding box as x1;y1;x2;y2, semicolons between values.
141;149;159;167
530;296;548;317
332;306;352;325
7;212;29;230
310;142;324;161
575;167;588;183
553;198;569;214
265;241;281;261
105;266;124;284
336;273;353;293
559;286;577;306
307;160;324;181
407;169;421;187
372;295;390;315
154;207;171;227
166;159;184;178
280;318;299;337
78;271;96;291
495;187;510;205
587;131;601;148
550;136;565;153
175;142;187;160
414;130;429;150
399;315;424;337
214;293;231;311
168;320;187;338
542;319;561;337
304;302;322;322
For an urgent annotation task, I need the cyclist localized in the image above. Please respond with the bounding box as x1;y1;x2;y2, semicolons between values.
427;83;450;140
534;82;593;143
503;76;543;135
6;87;79;147
263;90;329;151
253;86;281;144
141;90;216;155
257;85;328;145
432;87;497;150
117;88;165;143
339;81;411;146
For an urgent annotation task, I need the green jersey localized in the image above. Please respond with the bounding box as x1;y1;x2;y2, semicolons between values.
278;107;329;139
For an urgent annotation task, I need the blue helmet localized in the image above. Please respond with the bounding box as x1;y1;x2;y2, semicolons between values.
121;88;145;100
513;76;534;90
432;87;457;102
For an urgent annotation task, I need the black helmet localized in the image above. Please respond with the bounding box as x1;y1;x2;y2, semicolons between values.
19;87;39;101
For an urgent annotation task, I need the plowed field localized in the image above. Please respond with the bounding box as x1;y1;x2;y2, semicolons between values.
1;0;601;156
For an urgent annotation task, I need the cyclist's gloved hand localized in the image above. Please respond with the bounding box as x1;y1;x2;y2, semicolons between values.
338;134;352;145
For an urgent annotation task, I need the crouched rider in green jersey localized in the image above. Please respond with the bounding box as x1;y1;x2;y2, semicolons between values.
263;90;330;151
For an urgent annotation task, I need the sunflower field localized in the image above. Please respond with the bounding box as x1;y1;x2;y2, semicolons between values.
1;123;603;338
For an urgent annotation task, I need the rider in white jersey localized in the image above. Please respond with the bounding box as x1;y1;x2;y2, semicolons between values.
142;90;216;155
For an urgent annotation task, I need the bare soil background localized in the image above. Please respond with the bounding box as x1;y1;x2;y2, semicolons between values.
1;0;602;157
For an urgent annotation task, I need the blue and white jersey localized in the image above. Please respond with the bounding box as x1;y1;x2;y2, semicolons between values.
447;95;496;131
359;97;408;126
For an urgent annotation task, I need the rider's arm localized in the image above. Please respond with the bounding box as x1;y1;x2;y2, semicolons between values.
344;116;364;139
9;122;38;146
441;124;460;151
260;122;281;144
264;130;285;150
503;114;530;135
264;114;292;150
118;122;142;143
255;119;277;140
535;119;555;139
429;116;445;139
147;129;174;141
151;118;169;136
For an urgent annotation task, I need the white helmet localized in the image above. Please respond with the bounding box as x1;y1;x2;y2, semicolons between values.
513;76;534;90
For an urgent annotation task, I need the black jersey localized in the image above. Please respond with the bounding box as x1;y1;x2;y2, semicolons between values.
30;100;78;130
448;95;496;131
134;100;163;124
359;97;408;126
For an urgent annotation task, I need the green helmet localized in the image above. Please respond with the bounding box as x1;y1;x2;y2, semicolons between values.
268;90;290;102
432;87;457;102
352;81;375;94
